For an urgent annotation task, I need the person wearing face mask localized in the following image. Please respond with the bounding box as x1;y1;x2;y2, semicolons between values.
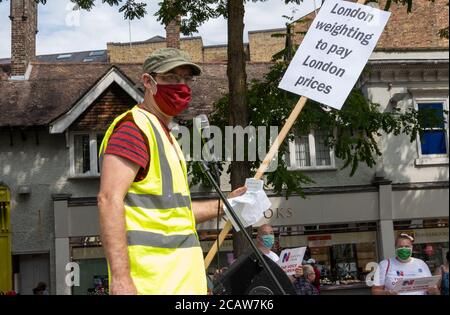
293;265;320;295
372;233;438;295
97;48;247;295
256;224;279;263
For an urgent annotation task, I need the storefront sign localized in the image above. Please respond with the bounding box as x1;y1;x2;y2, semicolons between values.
308;235;332;247
278;247;307;276
263;207;294;219
72;247;105;259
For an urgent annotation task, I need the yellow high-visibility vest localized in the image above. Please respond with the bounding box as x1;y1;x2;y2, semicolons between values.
99;105;206;295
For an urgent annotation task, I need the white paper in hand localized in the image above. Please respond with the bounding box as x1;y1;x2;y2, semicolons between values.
223;179;271;232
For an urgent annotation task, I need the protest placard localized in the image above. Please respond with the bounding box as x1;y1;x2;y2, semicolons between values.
278;247;307;275
392;275;441;293
279;0;391;109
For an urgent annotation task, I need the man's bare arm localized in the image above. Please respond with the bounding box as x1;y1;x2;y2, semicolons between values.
98;154;140;295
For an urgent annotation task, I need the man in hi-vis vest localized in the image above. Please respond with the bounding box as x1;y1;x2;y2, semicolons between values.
98;48;246;295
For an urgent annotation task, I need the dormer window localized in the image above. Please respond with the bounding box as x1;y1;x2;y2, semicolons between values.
69;132;104;177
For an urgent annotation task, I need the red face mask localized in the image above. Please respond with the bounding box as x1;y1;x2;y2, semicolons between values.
153;83;192;117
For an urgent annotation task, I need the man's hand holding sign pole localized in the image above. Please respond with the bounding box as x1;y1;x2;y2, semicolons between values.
204;0;391;269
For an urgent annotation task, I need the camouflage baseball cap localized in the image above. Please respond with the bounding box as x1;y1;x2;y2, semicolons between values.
143;48;202;76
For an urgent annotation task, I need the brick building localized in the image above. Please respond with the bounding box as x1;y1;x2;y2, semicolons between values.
106;0;448;63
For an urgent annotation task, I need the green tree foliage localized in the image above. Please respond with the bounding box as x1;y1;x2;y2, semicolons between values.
1;0;148;20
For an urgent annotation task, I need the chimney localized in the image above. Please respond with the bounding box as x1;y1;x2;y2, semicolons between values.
165;16;181;49
10;0;38;78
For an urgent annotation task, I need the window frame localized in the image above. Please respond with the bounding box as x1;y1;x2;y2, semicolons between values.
69;131;105;178
413;95;449;166
287;129;336;171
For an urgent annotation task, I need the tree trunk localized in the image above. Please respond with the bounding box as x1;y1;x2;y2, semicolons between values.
227;0;252;259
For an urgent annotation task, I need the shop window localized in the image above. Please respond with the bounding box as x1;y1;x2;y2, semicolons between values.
287;129;335;170
71;258;108;295
356;243;377;273
70;236;108;295
69;132;105;177
394;218;449;230
424;218;449;229
413;243;449;274
331;244;358;279
309;239;378;286
278;226;379;287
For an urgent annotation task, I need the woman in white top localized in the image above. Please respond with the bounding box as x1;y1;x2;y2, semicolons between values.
372;233;439;295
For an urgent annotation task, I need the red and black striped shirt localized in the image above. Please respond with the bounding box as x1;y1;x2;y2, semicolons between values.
104;112;172;181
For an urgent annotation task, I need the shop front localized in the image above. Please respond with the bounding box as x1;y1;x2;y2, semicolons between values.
69;236;108;295
274;223;378;295
196;190;381;294
53;183;448;295
64;221;449;295
196;222;378;295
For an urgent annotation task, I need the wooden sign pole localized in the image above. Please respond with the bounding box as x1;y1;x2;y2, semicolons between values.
204;0;367;270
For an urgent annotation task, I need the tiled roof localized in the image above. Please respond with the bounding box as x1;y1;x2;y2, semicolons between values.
0;50;108;64
108;35;203;46
0;62;271;127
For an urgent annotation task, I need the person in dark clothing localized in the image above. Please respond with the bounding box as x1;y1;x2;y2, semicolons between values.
293;265;319;295
306;258;321;292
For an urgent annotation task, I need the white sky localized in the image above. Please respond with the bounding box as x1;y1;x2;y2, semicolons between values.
0;0;303;58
